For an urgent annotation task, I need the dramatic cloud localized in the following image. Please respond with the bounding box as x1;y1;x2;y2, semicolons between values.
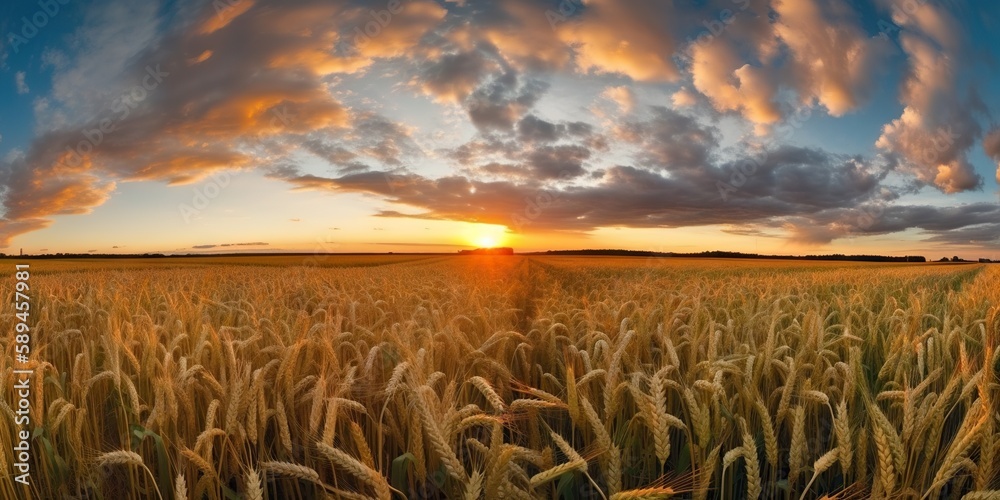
466;71;548;132
689;37;782;133
614;106;719;171
557;0;686;82
772;0;887;115
2;0;361;243
687;0;887;133
875;0;984;193
276;136;890;240
1;0;998;253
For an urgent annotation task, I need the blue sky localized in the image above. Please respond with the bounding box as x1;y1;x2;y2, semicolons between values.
1;0;1000;256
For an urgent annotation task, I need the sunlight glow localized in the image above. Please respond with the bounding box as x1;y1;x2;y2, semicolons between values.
476;235;498;248
468;224;508;248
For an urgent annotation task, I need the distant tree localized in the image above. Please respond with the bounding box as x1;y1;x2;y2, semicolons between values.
952;256;961;262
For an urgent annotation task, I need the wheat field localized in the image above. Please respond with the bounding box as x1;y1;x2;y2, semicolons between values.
1;256;998;499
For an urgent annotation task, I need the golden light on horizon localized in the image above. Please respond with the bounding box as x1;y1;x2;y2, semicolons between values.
468;224;508;248
476;235;498;248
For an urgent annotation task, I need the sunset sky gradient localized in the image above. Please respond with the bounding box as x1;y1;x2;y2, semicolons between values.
2;0;1000;257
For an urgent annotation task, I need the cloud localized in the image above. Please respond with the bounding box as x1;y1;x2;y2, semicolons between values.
15;72;29;94
671;87;698;108
515;115;596;145
558;0;685;82
851;203;1000;248
340;0;447;61
1;0;998;251
524;145;590;179
923;222;1000;247
874;1;984;193
2;0;362;243
984;127;1000;184
689;38;781;134
772;0;888;116
681;0;889;133
601;86;635;114
1;156;117;220
474;0;573;71
0;218;52;248
192;241;269;249
277;139;890;238
614;106;719;171
417;50;495;103
466;70;548;131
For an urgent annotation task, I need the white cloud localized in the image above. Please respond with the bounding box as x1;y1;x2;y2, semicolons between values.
15;72;29;94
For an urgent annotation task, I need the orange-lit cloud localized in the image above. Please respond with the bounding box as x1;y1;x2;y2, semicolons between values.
1;0;998;253
875;1;983;193
601;86;636;114
690;39;780;133
558;0;682;82
0;218;53;248
984;128;1000;185
772;0;886;116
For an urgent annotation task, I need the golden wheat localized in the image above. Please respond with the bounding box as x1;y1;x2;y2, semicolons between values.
1;257;997;498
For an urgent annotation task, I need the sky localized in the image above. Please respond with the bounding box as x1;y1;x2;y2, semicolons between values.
1;0;1000;257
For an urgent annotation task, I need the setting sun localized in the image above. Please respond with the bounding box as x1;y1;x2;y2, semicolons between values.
468;224;508;248
476;235;498;248
4;1;1000;498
